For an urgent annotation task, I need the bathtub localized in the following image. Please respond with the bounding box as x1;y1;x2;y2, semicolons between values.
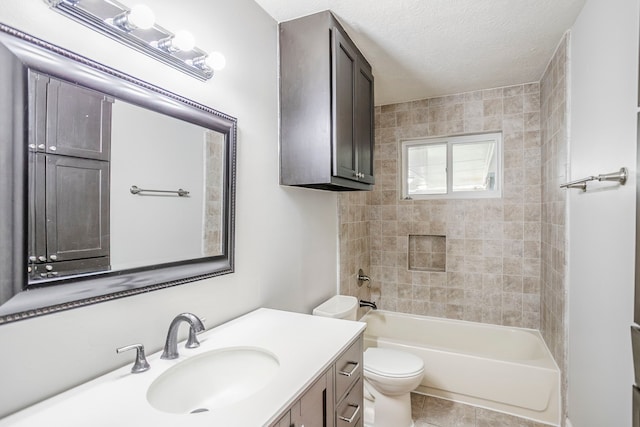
361;310;560;426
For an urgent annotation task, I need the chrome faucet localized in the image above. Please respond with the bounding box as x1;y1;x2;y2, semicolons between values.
161;312;205;360
359;299;377;309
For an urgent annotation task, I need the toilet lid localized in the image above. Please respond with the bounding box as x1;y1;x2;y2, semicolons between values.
364;347;424;378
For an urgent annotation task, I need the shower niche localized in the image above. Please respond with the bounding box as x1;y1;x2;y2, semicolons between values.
408;235;446;272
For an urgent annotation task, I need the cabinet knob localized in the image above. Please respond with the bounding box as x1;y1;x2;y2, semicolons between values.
50;254;58;261
38;255;47;262
49;146;57;151
37;144;45;150
29;256;37;262
45;265;54;271
27;266;32;273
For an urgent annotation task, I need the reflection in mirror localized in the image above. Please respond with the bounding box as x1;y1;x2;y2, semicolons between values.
108;99;225;272
0;25;236;323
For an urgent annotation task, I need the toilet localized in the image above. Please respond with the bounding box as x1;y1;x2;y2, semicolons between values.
313;295;424;427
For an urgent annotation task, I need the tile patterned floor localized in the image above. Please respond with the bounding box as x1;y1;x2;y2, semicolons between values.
411;394;552;427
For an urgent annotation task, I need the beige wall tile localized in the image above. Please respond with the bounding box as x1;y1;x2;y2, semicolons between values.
340;82;545;330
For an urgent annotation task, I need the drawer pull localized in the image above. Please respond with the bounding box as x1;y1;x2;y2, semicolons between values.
338;403;360;423
338;361;359;377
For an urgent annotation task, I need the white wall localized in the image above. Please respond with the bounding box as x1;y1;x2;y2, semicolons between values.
111;101;207;269
0;0;339;417
568;0;638;425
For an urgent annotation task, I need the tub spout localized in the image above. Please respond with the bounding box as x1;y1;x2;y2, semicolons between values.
360;299;377;310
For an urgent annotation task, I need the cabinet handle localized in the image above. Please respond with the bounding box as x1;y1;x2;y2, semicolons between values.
338;403;360;423
338;361;359;377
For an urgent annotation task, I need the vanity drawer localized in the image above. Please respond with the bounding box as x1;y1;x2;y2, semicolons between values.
335;336;362;403
336;377;363;427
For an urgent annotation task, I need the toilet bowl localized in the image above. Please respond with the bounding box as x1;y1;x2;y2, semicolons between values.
363;347;424;427
313;295;424;427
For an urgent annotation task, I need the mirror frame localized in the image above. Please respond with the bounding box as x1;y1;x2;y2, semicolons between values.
0;24;237;324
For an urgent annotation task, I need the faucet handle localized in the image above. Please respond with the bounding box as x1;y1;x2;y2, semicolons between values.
116;343;150;373
186;317;206;349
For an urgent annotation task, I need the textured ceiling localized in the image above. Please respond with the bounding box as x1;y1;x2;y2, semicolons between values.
253;0;586;105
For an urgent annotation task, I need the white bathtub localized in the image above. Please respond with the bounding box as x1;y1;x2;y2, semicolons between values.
361;310;560;426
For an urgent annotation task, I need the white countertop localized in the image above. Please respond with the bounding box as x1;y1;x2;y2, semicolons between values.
0;308;366;426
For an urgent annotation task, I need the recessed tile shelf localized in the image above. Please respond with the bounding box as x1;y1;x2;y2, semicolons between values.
408;235;446;272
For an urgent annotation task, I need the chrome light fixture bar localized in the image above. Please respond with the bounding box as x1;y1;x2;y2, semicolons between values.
45;0;224;80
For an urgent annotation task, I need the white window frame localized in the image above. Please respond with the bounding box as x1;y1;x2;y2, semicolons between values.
401;132;503;200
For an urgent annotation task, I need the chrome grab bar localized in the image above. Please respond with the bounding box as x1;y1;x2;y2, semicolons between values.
560;167;627;192
130;185;189;197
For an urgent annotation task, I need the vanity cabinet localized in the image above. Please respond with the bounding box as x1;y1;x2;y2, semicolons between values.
334;336;363;427
27;71;112;281
280;11;375;191
271;335;363;427
291;370;334;427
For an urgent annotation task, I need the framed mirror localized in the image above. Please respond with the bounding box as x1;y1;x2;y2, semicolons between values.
0;24;237;324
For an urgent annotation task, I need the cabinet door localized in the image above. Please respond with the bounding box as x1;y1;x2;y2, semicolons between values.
45;155;110;262
354;57;375;184
27;152;47;269
273;410;292;427
28;70;48;152
46;77;112;161
292;371;332;427
332;26;357;182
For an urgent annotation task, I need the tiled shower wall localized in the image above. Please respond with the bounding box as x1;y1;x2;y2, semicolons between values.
339;82;543;328
338;191;372;301
540;33;569;418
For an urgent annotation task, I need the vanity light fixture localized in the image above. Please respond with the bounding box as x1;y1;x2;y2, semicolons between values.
111;4;155;31
45;0;226;80
157;30;195;52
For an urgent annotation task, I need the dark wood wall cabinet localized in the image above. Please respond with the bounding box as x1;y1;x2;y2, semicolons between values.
27;70;112;282
280;11;375;191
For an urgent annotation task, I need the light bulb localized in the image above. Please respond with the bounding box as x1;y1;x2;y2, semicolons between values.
173;30;195;52
127;4;155;30
205;51;226;71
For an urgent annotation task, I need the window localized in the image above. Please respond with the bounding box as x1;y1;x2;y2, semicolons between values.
401;132;502;200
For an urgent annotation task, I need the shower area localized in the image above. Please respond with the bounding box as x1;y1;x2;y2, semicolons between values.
339;34;571;423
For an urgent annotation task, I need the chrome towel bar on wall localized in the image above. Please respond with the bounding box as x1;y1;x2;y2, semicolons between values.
560;167;628;192
130;185;190;197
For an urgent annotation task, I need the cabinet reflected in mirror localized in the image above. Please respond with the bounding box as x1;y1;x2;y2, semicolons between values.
0;25;236;322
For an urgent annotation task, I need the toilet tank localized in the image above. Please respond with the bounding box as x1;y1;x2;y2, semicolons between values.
313;295;358;320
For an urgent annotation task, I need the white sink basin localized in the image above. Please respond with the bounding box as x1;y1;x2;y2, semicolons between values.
147;347;279;414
